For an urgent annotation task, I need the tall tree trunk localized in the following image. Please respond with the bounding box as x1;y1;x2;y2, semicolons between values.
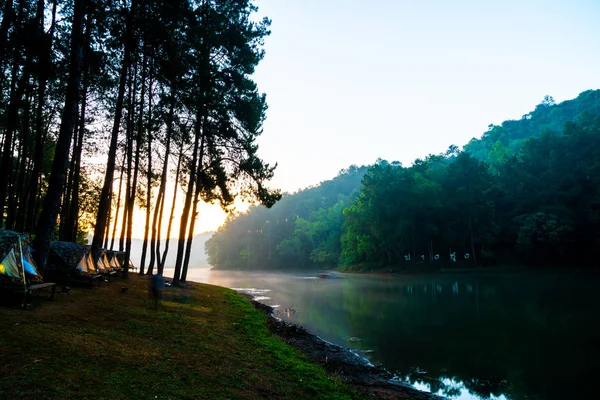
172;113;203;285
34;0;85;270
158;144;183;274
143;73;155;274
5;0;35;230
148;159;163;273
26;0;56;232
14;89;32;232
6;115;22;230
138;55;152;274
119;65;135;252
181;117;207;282
103;201;112;248
181;172;201;282
1;55;20;220
152;80;175;273
67;68;88;242
59;105;79;239
110;155;126;250
172;11;210;284
129;60;148;274
91;0;137;275
61;33;89;242
0;57;29;225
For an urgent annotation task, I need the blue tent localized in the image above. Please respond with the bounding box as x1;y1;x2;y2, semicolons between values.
0;229;43;286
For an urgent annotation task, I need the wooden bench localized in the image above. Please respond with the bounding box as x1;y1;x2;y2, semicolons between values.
0;282;57;305
107;270;117;282
89;274;102;286
27;283;57;301
97;271;113;284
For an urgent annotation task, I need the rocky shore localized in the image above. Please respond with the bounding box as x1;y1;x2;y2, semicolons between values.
248;298;443;399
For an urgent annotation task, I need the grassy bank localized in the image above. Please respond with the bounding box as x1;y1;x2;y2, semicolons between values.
0;275;358;399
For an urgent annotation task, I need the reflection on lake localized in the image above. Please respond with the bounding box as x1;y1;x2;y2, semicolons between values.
164;268;600;400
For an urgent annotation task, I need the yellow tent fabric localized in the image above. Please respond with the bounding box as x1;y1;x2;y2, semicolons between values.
109;256;121;270
96;253;112;272
86;254;97;274
0;249;20;278
103;254;113;271
76;253;97;274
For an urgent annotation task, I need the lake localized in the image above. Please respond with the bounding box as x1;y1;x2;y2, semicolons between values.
164;268;600;400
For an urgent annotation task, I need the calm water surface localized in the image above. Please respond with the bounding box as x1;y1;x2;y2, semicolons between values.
164;268;600;400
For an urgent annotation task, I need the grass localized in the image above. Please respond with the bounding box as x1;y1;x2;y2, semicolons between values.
0;275;359;399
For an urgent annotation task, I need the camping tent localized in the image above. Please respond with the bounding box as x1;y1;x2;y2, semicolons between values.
96;252;113;273
108;254;121;270
105;250;135;271
0;229;43;286
106;252;122;270
46;241;97;278
105;250;126;270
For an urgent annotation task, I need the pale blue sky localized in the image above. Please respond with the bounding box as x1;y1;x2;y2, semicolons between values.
252;0;600;193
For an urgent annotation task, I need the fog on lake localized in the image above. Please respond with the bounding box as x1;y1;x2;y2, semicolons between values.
165;268;600;400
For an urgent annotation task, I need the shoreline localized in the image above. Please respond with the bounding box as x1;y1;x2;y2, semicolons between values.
210;265;600;276
244;294;442;400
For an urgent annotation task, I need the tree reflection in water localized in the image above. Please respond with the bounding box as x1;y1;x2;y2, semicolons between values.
184;269;600;400
411;378;509;400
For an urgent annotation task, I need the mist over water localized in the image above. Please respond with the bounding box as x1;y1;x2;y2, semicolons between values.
171;267;600;400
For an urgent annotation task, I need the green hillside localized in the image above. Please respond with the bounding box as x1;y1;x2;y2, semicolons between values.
207;90;600;270
464;90;600;160
206;166;368;269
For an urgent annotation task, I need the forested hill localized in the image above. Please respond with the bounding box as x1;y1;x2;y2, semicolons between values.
207;90;600;271
206;166;368;269
464;90;600;161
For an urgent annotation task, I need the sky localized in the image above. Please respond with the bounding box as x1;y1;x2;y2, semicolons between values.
252;0;600;192
130;0;600;237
